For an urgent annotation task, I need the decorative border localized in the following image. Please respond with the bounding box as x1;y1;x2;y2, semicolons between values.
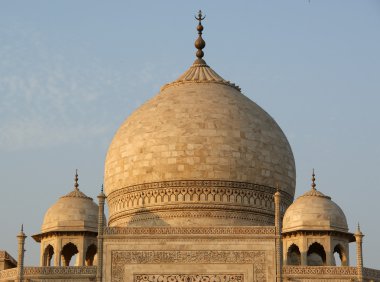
0;266;97;280
134;274;244;282
0;268;17;279
107;180;292;226
104;226;275;236
282;266;357;276
111;250;266;282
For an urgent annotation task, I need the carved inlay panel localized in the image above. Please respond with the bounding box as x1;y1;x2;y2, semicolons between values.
134;274;244;282
107;180;292;226
111;250;266;282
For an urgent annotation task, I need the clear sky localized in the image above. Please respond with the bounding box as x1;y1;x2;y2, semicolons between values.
0;1;379;268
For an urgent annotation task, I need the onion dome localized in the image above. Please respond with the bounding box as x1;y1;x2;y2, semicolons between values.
38;171;99;235
104;11;296;227
283;171;348;233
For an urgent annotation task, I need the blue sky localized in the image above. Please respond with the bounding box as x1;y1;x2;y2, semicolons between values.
0;1;379;267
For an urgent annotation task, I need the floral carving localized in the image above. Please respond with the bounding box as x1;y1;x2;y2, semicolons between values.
134;274;244;282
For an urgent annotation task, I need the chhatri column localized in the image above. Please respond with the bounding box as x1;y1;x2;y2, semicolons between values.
355;223;364;282
274;187;282;282
17;224;27;282
97;185;106;282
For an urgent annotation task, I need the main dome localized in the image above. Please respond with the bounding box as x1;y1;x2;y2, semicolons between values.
104;18;296;227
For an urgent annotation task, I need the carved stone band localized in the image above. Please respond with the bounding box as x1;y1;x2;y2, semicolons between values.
134;274;244;282
106;180;293;226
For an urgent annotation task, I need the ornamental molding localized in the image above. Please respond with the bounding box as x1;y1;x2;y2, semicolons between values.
0;266;97;280
107;180;292;226
282;266;357;276
110;207;275;227
0;268;17;279
111;250;266;282
134;274;244;282
104;226;275;236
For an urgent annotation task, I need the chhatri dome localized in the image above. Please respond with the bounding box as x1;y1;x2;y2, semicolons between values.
283;170;348;233
104;11;296;227
38;171;99;234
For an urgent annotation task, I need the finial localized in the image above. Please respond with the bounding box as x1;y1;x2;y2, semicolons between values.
194;10;206;61
311;168;316;190
74;169;79;190
21;224;23;232
101;184;104;193
357;222;361;232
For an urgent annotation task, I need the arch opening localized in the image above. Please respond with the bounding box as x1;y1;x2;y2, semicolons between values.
307;242;326;266
43;245;54;266
60;242;79;266
333;244;347;266
85;244;97;266
287;244;301;265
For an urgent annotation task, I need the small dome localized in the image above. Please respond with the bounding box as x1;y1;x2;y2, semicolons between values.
283;187;348;233
41;188;99;233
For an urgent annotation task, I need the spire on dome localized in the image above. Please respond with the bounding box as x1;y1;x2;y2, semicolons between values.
160;11;241;92
74;169;79;190
61;169;92;199
194;10;206;63
311;168;316;190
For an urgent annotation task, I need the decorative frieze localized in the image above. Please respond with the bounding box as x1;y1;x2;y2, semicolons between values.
22;266;97;276
282;266;357;276
111;250;266;282
104;226;275;236
0;268;17;279
107;180;292;226
134;274;244;282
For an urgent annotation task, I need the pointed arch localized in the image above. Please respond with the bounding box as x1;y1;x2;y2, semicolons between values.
287;243;301;265
307;242;326;266
43;244;54;266
333;243;348;266
60;242;79;266
85;244;97;266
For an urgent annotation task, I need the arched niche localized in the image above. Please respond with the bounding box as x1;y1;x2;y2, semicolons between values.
287;244;301;265
333;243;348;266
43;245;54;266
60;242;79;266
307;242;326;266
85;244;97;266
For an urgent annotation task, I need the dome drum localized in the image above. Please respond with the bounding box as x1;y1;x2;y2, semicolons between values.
106;180;294;226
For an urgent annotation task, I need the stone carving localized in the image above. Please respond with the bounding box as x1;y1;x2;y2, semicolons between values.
22;266;97;275
0;266;97;280
107;180;292;226
134;274;244;282
282;266;357;276
104;226;275;236
0;268;17;279
111;250;265;282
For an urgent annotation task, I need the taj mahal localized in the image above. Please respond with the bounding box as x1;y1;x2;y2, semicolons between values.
0;11;379;282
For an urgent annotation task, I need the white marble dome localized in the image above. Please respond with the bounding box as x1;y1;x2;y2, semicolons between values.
283;186;348;233
104;59;296;227
41;187;99;233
